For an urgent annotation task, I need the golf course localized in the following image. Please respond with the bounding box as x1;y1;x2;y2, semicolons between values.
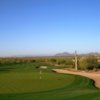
0;62;100;100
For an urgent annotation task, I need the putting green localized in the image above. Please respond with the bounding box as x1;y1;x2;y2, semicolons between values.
0;72;74;94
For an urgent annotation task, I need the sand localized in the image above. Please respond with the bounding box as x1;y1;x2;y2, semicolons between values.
53;69;100;89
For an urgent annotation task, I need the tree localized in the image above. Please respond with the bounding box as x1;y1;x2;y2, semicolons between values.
56;59;65;65
79;56;99;70
50;58;57;64
65;58;73;66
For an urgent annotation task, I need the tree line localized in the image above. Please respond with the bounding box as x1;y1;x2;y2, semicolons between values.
0;56;100;71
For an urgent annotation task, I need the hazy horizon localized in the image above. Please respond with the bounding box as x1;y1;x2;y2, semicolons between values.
0;51;100;57
0;0;100;57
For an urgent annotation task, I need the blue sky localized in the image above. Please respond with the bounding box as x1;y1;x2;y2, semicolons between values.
0;0;100;56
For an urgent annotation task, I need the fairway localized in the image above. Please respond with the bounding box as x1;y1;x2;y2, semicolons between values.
0;62;100;100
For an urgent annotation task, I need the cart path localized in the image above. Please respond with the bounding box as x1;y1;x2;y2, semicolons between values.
53;69;100;89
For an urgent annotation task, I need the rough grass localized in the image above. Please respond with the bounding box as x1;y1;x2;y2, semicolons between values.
0;62;100;100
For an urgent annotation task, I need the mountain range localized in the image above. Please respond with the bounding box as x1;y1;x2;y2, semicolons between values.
55;52;100;56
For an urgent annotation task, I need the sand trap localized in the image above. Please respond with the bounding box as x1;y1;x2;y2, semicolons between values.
53;69;100;89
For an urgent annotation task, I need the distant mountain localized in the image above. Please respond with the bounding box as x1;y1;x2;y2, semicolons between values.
82;52;100;56
55;52;74;56
55;52;100;57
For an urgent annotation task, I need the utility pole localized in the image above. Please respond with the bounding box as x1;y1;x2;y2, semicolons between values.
75;51;78;71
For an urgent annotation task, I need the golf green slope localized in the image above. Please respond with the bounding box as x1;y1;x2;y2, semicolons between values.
0;62;100;100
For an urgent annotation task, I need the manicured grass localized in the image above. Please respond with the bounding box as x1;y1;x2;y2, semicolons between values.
0;72;74;94
0;62;100;100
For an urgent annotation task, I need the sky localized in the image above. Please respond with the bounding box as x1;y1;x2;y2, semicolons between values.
0;0;100;57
